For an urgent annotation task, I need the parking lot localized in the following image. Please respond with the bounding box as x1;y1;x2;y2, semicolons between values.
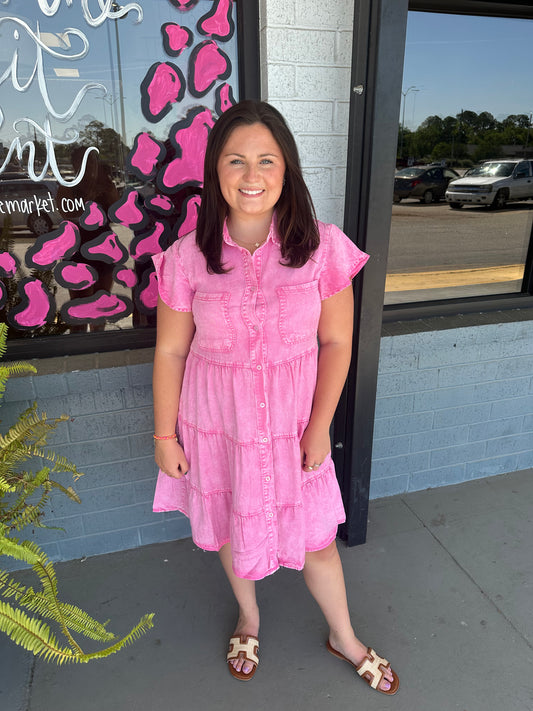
387;199;533;302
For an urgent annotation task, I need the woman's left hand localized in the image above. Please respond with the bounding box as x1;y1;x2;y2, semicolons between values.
300;422;331;472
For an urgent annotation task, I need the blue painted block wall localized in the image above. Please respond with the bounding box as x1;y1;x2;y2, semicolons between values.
2;361;191;571
372;321;533;498
2;318;532;568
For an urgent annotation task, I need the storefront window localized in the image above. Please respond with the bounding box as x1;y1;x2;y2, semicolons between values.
0;0;242;351
386;10;533;305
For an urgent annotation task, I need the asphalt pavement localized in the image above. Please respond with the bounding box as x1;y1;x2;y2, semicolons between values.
2;468;533;711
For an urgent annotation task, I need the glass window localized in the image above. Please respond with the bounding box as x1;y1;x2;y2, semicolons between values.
0;0;241;347
387;10;533;305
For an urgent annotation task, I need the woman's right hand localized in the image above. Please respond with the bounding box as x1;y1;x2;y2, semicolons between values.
154;439;189;479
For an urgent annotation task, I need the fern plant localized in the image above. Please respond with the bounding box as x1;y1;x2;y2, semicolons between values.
0;323;154;662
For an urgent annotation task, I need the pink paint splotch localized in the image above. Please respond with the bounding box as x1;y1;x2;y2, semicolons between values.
174;194;201;238
128;133;166;181
162;22;193;56
113;267;138;289
130;221;169;262
9;278;55;329
146;193;174;215
215;82;236;116
61;291;133;324
108;191;148;230
198;0;234;41
81;231;129;264
141;62;186;123
168;0;199;10
188;40;231;98
157;107;214;192
0;251;17;278
135;269;159;313
25;221;80;269
80;201;107;231
54;261;98;290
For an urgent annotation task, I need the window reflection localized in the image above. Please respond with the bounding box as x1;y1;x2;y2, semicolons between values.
387;11;533;304
0;0;239;339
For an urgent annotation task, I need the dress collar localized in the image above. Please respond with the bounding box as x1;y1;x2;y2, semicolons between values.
222;215;281;247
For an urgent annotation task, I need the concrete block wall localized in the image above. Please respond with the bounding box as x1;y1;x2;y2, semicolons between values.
2;362;190;571
260;0;354;225
371;320;533;498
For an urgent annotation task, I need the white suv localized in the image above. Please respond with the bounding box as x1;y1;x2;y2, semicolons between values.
445;159;533;209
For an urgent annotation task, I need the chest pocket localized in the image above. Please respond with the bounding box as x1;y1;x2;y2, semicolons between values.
277;280;321;345
192;291;235;352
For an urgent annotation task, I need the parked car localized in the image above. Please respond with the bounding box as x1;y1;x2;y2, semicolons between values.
0;178;61;235
445;159;533;209
393;166;460;204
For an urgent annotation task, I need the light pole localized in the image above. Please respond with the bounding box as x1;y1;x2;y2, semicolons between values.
399;86;419;161
525;112;532;157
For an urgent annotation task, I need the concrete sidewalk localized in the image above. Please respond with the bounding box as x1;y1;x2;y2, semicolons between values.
2;469;533;711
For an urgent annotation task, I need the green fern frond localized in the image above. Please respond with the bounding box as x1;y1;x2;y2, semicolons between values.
0;537;42;565
74;614;155;663
0;571;114;643
0;601;77;664
0;325;154;663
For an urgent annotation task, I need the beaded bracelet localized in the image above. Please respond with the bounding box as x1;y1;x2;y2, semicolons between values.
153;433;177;441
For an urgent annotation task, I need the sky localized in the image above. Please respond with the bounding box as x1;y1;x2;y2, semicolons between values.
401;11;533;130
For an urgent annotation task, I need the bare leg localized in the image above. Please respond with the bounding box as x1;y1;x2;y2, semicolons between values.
219;543;260;675
303;540;393;691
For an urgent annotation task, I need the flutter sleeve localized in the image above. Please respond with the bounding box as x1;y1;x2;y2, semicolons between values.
152;239;194;311
318;222;370;299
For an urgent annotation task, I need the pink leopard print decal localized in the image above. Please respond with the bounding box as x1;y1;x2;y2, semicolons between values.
162;22;194;57
140;62;186;123
61;291;133;325
0;251;18;278
134;268;158;314
127;133;167;182
215;82;236;116
25;221;80;269
8;278;56;330
173;193;201;239
113;266;138;289
156;106;214;193
108;190;149;231
145;193;175;216
197;0;234;42
54;261;99;290
188;40;231;98
168;0;199;9
79;201;108;231
80;230;129;264
129;221;170;262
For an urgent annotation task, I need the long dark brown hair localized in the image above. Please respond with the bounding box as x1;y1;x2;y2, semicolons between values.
196;100;319;273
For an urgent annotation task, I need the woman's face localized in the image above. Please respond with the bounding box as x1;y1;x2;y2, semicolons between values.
216;122;286;224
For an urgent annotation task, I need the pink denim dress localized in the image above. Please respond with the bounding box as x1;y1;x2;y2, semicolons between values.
152;219;369;580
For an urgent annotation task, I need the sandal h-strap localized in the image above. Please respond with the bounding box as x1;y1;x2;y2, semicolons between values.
326;641;399;695
227;634;259;681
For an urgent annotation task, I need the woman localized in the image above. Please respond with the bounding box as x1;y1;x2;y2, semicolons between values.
152;101;398;695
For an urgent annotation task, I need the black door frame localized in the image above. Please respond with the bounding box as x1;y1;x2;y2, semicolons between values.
336;0;409;545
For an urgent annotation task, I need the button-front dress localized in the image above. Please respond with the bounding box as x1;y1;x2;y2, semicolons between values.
152;218;369;580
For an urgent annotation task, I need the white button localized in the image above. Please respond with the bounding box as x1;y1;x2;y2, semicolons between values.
265;476;271;482
267;512;273;519
262;437;268;443
256;365;262;371
259;402;266;408
253;325;260;331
